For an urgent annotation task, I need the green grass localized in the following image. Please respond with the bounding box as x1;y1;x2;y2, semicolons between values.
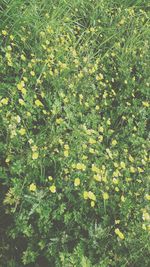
0;0;150;266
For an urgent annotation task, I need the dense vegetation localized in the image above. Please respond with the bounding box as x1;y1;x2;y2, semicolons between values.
0;0;150;266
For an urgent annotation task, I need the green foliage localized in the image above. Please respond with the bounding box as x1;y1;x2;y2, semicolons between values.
0;0;150;266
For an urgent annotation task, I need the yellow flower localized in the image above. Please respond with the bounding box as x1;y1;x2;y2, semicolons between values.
29;183;36;192
142;101;149;107
96;73;103;81
112;139;117;146
19;128;26;135
115;187;119;192
142;224;147;230
48;176;53;181
10;35;14;40
49;185;56;193
103;192;109;200
26;111;31;117
89;148;95;154
93;174;101;182
17;81;26;95
21;88;27;95
32;152;39;160
114;162;119;168
30;70;35;76
1;98;9;105
89;138;96;144
17;81;25;91
91;201;95;207
138;167;144;173
19;99;25;105
64;150;69;157
76;163;86;171
5;157;10;163
82;144;87;149
130;166;135;173
35;99;43;107
115;228;125;239
88;191;96;201
98;126;104;133
115;220;120;224
82;155;88;160
121;195;125;202
64;144;69;150
74;178;80;186
91;164;100;173
128;155;134;162
145;194;150;201
142;211;150;221
120;161;126;169
113;178;119;184
98;135;103;142
21;54;26;61
83;191;88;200
56;118;63;124
2;30;8;36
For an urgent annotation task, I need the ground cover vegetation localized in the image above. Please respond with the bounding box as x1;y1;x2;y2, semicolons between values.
0;0;150;266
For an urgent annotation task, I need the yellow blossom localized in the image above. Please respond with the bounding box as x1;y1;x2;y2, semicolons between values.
76;163;86;171
31;145;38;152
29;183;36;192
142;101;149;107
112;139;117;146
48;176;53;181
98;126;104;133
64;144;69;150
103;192;109;200
115;228;125;239
10;35;14;40
91;164;100;173
21;54;26;61
115;220;120;224
89;138;96;144
1;98;9;105
35;99;43;107
26;111;31;117
74;178;80;186
130;166;136;173
145;194;150;201
30;70;35;76
98;135;103;142
115;187;119;192
142;211;150;221
83;191;88;199
5;157;10;163
19;128;26;135
56;118;63;124
121;195;125;202
91;201;95;207
88;191;96;201
32;152;39;160
21;88;27;95
114;162;119;168
19;99;25;105
120;161;126;169
2;30;8;36
93;174;101;182
17;81;25;91
96;73;103;81
64;150;69;157
49;185;56;193
129;155;134;162
113;178;119;184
